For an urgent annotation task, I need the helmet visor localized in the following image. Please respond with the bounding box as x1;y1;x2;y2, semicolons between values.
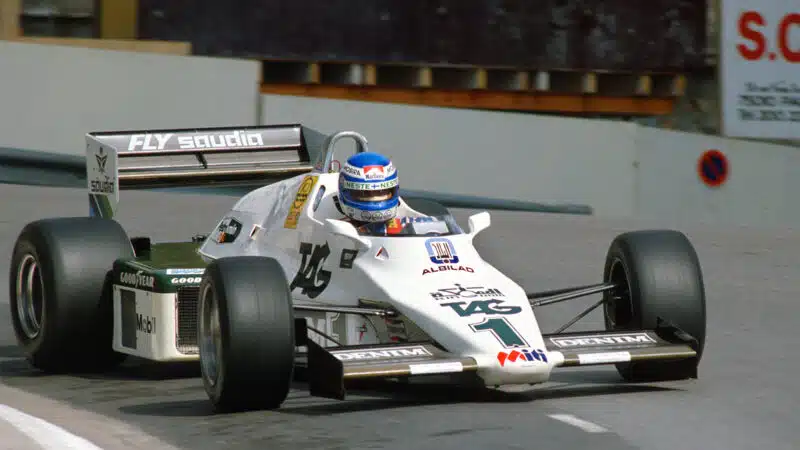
348;188;395;202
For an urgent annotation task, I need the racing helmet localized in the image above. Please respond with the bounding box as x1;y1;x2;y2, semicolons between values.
338;152;399;223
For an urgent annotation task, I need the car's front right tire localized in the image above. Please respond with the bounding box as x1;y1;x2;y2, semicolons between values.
198;256;295;412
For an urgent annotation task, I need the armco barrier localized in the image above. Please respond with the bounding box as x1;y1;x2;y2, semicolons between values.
0;147;84;188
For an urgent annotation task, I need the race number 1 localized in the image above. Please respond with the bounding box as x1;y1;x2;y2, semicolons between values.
470;318;528;348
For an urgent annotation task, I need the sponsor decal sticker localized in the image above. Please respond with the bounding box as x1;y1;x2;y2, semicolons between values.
290;242;331;299
339;248;358;269
127;130;266;151
341;179;398;190
312;185;326;211
285;175;318;229
497;348;548;367
96;148;108;173
441;299;521;317
211;217;242;244
90;179;115;194
331;345;432;362
363;164;386;180
89;146;115;194
137;314;156;335
577;351;632;365
425;238;459;264
421;265;474;275
409;362;464;375
342;165;360;176
548;332;656;349
431;284;504;300
471;317;529;348
165;268;205;275
119;271;154;289
170;277;202;285
359;209;394;222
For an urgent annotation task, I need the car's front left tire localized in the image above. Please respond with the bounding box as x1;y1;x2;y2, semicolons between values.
198;256;295;412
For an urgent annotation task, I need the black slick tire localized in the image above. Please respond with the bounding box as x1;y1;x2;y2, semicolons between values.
198;256;295;412
9;217;133;373
602;230;706;382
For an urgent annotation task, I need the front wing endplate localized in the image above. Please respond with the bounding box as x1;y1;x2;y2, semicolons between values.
304;340;479;400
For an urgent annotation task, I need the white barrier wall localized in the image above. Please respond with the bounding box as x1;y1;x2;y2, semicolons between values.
260;94;638;217
0;41;260;155
261;94;800;228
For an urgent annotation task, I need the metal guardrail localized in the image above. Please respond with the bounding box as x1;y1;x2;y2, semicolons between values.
0;147;85;188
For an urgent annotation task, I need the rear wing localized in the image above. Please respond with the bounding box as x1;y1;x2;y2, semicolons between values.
86;124;329;219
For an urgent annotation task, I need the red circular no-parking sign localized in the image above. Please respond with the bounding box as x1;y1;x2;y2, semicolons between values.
698;149;729;188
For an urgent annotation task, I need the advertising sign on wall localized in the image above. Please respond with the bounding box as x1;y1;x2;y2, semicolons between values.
720;0;799;140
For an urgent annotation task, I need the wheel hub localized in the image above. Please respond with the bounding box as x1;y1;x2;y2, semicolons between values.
16;254;45;340
605;258;633;328
199;284;222;387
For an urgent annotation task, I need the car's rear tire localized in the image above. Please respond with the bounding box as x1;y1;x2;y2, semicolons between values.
198;256;295;412
602;230;706;382
9;217;133;373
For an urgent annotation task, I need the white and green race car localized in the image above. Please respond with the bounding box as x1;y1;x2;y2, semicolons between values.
9;125;706;412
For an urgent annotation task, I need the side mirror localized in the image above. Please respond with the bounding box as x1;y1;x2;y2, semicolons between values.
467;212;491;236
324;219;372;250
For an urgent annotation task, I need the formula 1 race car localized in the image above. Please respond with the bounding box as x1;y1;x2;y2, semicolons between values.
9;125;706;412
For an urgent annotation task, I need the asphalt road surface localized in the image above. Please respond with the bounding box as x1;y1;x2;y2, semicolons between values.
0;184;797;449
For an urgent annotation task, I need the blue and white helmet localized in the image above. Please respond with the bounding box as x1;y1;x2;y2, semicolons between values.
339;152;399;223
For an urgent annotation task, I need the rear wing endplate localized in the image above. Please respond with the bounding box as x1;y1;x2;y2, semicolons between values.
86;124;331;219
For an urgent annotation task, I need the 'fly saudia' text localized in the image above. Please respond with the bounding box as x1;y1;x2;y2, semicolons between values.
128;131;265;151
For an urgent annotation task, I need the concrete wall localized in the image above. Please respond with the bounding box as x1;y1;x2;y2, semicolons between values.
261;94;800;228
0;40;259;155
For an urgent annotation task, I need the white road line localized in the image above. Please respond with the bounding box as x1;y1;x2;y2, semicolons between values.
547;414;609;433
0;404;104;450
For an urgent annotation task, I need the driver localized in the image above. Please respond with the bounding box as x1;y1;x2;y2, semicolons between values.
337;152;415;236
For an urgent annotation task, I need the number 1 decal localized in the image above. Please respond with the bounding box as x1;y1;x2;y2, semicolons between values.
470;317;528;348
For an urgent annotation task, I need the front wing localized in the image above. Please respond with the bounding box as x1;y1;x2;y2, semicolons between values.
298;321;698;400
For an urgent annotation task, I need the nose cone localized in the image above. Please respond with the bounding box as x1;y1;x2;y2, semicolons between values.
359;235;554;385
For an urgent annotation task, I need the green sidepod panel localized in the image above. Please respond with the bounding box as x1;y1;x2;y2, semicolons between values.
112;242;208;294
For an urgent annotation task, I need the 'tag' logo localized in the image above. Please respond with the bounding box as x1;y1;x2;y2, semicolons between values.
497;348;548;366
